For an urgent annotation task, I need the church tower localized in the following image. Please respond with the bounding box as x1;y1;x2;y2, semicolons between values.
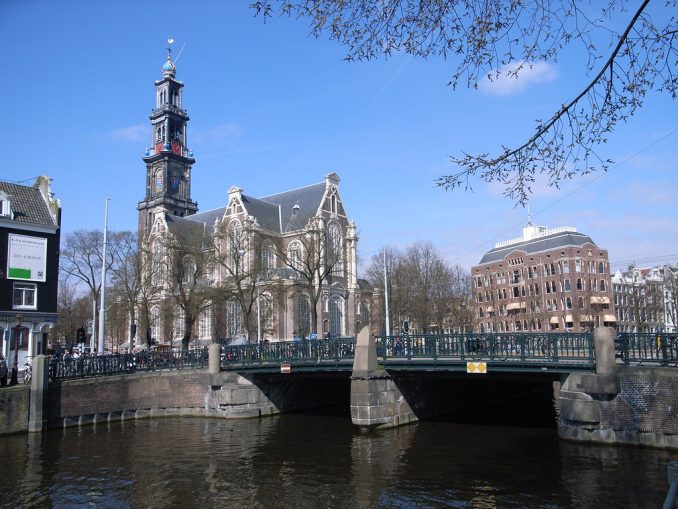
137;43;198;239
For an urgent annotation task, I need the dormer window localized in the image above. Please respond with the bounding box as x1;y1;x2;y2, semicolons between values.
0;192;10;217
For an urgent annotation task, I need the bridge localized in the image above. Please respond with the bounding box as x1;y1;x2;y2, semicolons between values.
45;331;676;379
10;328;677;451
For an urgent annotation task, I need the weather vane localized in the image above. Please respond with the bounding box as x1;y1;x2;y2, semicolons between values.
167;37;174;58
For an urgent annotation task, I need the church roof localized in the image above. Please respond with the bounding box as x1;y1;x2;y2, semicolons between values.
174;180;328;237
478;231;597;265
240;195;282;233
165;213;207;247
259;182;326;234
0;181;58;228
185;206;227;234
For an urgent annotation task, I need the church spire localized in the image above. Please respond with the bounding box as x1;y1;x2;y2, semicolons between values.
162;38;176;78
137;39;198;239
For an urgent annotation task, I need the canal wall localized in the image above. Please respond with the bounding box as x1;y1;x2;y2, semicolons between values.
559;366;678;449
558;326;678;449
0;351;350;435
0;385;29;435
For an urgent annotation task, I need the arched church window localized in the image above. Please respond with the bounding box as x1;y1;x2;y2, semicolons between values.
182;255;195;284
288;241;303;272
225;299;241;338
151;240;164;286
327;222;343;274
150;306;160;343
227;220;243;272
329;296;344;336
174;307;185;339
261;241;275;271
199;305;212;339
296;294;311;337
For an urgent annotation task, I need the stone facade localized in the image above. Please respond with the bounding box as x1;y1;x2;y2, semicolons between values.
135;49;374;347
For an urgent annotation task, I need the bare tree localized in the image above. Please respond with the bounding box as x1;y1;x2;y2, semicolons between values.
274;217;344;336
254;1;677;203
447;265;474;333
52;281;91;349
107;231;148;347
366;242;471;334
161;229;215;350
60;229;113;348
212;218;270;341
364;246;405;335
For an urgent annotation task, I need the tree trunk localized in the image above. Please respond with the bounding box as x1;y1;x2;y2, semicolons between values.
182;316;195;351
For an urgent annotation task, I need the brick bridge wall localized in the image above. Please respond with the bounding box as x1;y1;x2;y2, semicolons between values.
0;367;351;435
559;366;678;449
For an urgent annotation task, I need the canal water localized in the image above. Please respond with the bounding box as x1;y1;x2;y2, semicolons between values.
0;411;672;508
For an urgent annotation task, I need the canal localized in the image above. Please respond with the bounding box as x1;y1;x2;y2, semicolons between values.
0;411;671;508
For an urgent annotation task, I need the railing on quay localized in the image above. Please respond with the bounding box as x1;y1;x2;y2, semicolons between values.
615;333;678;367
221;337;356;369
375;333;595;367
49;348;209;381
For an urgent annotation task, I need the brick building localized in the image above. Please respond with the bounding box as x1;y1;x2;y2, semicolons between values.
471;223;616;333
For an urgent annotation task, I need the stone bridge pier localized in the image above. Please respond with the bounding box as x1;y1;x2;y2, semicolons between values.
350;327;417;428
559;327;678;449
350;327;678;449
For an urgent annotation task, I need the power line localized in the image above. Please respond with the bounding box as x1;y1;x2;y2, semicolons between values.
361;126;678;268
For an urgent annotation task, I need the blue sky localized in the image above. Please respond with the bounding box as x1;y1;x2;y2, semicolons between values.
1;1;676;273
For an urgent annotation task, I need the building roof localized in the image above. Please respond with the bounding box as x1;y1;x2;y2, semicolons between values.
478;231;597;265
165;213;207;247
182;180;327;235
0;180;59;228
185;206;227;234
260;182;326;234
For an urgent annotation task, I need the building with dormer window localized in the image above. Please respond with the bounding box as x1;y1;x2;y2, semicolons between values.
0;176;61;373
135;47;373;347
471;223;615;333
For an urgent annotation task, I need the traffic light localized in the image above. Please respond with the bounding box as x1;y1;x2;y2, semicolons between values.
76;327;86;343
403;320;409;333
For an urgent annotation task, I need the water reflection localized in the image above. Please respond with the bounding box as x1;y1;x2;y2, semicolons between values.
0;414;671;508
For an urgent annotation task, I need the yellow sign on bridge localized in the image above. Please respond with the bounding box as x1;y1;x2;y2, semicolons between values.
466;362;487;374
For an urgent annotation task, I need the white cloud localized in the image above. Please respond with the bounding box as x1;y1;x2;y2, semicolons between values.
110;124;147;142
192;123;243;144
479;61;558;96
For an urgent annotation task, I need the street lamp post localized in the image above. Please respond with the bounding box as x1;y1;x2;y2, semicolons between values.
257;283;262;343
11;315;21;385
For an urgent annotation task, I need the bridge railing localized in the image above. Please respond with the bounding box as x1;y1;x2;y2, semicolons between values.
375;333;595;365
48;348;209;381
615;333;678;366
221;337;356;368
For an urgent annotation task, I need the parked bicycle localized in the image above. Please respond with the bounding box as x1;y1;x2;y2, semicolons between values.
23;360;32;385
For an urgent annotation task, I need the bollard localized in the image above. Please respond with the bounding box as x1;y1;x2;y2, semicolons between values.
208;343;221;374
593;326;617;375
28;355;49;433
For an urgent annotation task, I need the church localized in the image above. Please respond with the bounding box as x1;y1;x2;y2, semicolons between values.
135;47;375;346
